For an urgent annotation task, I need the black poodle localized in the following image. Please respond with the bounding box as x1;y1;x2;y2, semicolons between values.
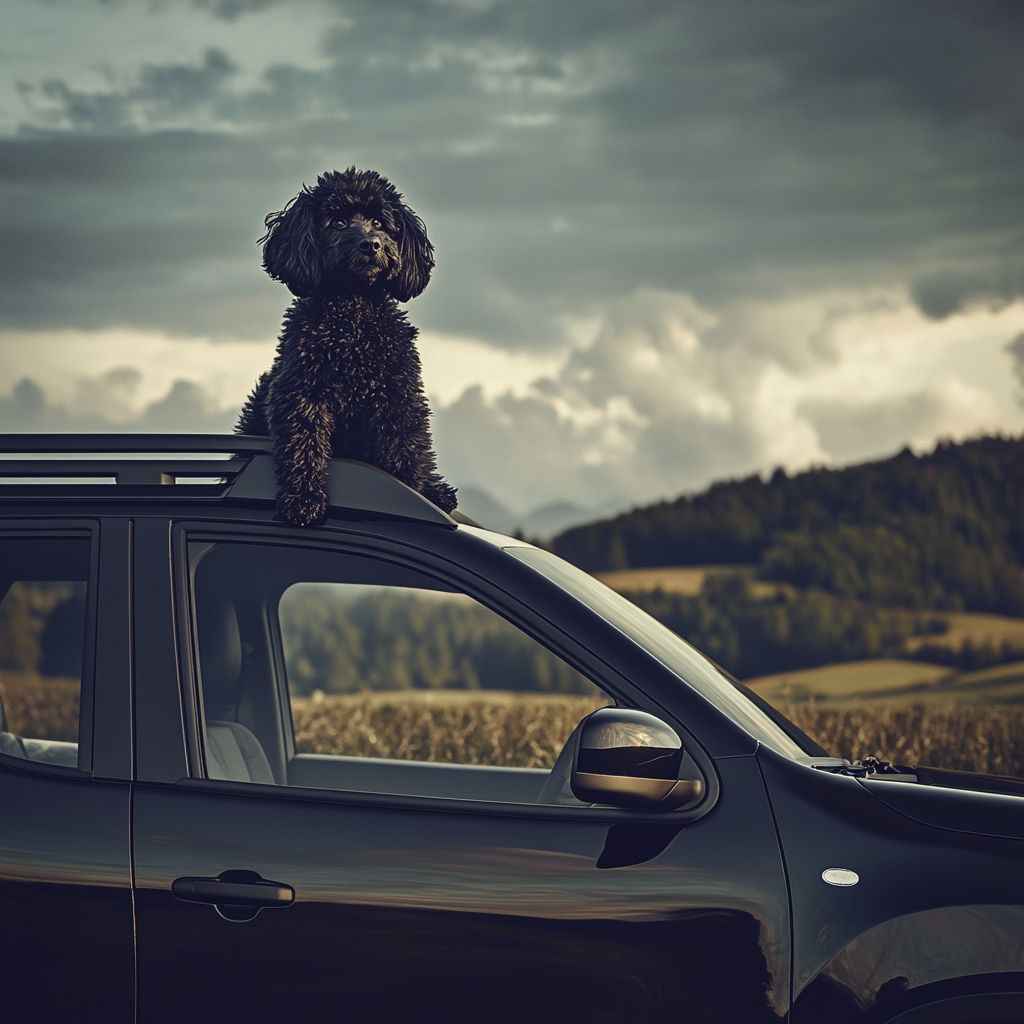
237;167;457;525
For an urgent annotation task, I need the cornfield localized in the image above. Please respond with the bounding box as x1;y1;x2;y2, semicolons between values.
292;691;1024;776
292;691;609;769
3;673;1023;777
780;703;1024;777
0;673;80;742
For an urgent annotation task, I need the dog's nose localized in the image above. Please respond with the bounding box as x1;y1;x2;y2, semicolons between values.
359;239;382;253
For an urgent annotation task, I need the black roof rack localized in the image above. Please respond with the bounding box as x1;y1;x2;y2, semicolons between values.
0;434;456;527
0;434;274;455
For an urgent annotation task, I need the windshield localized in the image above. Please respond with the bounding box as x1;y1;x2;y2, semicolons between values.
507;546;810;758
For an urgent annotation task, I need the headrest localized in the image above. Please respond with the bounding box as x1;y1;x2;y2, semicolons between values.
197;599;243;713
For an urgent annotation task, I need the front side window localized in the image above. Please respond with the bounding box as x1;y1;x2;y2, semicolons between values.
0;535;90;770
190;541;610;802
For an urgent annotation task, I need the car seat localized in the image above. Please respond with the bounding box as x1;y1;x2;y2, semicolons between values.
198;598;275;785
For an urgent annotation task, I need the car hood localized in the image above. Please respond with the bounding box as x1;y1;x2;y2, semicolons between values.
859;767;1024;841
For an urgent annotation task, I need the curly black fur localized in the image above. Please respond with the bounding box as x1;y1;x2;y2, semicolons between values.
237;167;457;525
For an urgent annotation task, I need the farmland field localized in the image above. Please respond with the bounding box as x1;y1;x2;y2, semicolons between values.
903;611;1024;654
0;672;79;742
779;703;1024;777
599;565;1024;668
598;564;776;598
291;688;1024;778
3;671;1021;779
746;657;1024;706
292;690;609;768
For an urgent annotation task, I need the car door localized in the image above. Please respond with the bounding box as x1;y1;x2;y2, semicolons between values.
0;519;134;1022
132;520;791;1024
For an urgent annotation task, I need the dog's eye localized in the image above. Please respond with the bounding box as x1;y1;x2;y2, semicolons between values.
371;219;382;229
326;218;346;229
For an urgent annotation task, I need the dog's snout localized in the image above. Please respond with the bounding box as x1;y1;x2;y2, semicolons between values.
359;238;382;253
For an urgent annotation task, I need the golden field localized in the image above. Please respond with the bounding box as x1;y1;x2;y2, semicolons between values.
0;672;79;742
292;690;609;769
597;564;776;599
2;672;1020;778
779;703;1024;777
746;657;1024;706
291;688;1024;777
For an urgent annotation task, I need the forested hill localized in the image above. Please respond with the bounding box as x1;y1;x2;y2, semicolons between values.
550;435;1024;616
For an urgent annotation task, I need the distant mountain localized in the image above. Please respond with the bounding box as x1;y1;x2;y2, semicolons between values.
519;500;624;540
455;487;626;541
455;487;520;534
550;436;1024;616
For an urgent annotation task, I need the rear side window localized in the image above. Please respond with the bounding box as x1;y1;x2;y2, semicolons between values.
0;536;91;770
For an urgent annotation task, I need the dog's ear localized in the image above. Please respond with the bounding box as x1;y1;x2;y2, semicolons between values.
260;189;323;297
386;203;435;302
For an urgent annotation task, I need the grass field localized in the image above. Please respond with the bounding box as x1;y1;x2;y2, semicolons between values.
597;564;774;597
746;657;1024;706
903;611;1024;654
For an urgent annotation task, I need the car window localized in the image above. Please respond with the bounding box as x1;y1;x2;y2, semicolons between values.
507;546;809;759
190;541;611;803
0;535;90;770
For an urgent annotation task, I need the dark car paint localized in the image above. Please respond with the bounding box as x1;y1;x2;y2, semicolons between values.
0;499;1022;1023
0;520;133;1022
133;755;789;1022
758;748;1024;1022
135;516;784;1021
0;765;134;1022
860;775;1024;841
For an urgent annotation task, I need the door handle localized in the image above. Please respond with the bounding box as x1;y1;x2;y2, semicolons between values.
171;869;294;921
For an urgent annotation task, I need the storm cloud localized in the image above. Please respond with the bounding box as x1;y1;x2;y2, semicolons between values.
3;0;1024;342
433;287;1016;510
2;0;1024;511
0;373;236;433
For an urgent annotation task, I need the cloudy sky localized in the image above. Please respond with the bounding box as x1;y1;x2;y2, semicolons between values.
2;0;1023;518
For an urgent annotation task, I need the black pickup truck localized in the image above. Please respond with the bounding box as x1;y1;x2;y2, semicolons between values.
1;433;1022;1024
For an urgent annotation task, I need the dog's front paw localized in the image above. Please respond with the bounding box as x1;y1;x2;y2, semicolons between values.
276;491;328;527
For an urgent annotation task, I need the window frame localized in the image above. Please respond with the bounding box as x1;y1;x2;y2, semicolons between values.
0;520;100;778
171;522;720;823
182;530;622;782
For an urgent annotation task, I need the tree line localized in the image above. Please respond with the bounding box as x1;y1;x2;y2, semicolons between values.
626;574;921;679
624;573;1024;679
551;436;1024;616
279;578;975;690
280;586;599;696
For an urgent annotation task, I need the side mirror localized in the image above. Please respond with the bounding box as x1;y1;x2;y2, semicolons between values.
571;708;703;810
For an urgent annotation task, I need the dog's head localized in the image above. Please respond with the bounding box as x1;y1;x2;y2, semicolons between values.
260;168;434;301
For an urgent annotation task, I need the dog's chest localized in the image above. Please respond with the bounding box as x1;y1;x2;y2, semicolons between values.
298;299;411;382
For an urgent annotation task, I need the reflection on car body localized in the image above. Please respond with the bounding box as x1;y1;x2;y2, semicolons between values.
0;434;1022;1024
